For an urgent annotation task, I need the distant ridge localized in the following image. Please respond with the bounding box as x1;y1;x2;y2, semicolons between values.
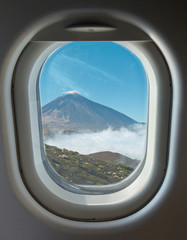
42;93;137;134
88;151;140;169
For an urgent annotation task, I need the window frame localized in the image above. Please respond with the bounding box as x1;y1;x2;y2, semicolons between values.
12;38;171;221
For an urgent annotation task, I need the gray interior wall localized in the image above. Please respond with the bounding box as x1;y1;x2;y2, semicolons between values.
0;1;186;239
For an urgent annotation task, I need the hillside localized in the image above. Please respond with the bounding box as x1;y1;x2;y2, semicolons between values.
45;144;134;185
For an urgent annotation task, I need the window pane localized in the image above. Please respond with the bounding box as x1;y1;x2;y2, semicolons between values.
39;41;148;186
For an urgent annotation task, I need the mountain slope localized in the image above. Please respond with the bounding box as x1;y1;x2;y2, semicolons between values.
42;93;136;133
45;144;134;185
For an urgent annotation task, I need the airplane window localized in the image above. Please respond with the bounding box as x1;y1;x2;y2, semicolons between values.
39;41;148;187
12;15;171;220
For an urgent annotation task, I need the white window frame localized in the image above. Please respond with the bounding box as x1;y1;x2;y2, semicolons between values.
12;17;171;221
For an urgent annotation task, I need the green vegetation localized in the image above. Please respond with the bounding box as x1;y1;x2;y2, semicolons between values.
45;144;134;185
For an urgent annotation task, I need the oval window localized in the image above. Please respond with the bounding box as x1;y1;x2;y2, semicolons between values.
12;12;171;221
39;41;148;188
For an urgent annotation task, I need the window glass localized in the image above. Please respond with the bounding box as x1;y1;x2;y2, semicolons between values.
39;41;148;186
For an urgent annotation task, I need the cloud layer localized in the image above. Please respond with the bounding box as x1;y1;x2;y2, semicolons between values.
45;124;147;160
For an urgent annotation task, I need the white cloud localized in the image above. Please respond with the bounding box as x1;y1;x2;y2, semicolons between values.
45;124;147;160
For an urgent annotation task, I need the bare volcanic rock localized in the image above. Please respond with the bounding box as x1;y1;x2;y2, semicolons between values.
42;93;136;133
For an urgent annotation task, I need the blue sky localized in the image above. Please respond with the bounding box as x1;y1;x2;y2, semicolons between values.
39;41;148;122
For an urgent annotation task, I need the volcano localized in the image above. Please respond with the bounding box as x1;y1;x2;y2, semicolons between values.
42;93;136;133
